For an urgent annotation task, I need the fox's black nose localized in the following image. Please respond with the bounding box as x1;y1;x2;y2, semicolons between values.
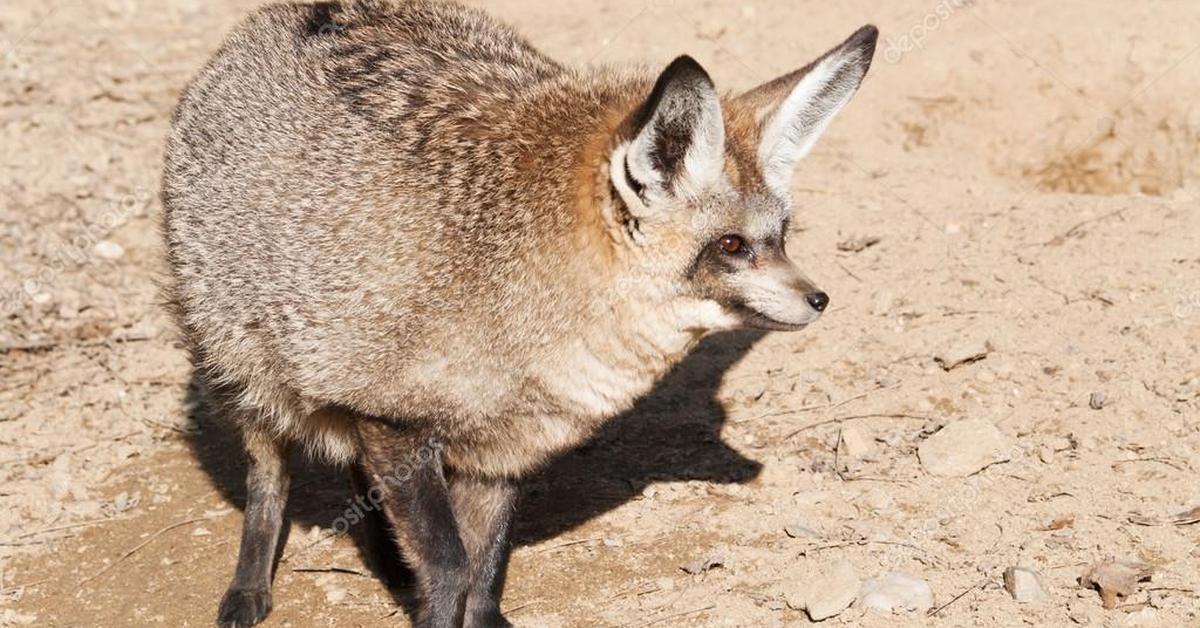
805;291;830;312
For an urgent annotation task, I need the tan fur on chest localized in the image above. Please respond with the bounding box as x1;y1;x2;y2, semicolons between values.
443;300;707;477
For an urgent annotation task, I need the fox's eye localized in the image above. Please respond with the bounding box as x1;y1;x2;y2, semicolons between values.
718;234;747;255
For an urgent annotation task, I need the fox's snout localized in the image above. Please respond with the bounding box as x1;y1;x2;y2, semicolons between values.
722;256;829;331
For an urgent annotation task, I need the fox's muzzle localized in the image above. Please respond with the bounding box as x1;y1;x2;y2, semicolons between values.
727;257;827;331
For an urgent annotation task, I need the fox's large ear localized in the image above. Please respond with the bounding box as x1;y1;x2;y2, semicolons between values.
736;25;878;197
612;56;725;212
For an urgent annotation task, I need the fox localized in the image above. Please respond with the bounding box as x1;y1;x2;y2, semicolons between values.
161;1;877;626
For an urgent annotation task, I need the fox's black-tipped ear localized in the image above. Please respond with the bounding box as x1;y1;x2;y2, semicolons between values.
735;25;878;196
613;55;725;210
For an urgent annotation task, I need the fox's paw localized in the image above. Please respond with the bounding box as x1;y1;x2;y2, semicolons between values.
217;587;272;627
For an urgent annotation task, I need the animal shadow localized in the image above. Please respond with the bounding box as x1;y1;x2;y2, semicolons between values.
182;328;766;606
516;329;765;543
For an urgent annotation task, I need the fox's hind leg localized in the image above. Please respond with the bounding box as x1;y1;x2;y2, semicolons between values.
349;461;411;588
357;419;468;628
218;422;291;627
449;473;518;628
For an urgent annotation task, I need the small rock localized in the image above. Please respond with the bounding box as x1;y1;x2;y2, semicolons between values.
57;302;79;319
111;491;140;514
1088;391;1106;410
839;426;876;460
918;418;1011;477
681;553;725;575
1081;561;1153;609
1043;515;1075;530
324;587;347;604
859;487;895;513
803;560;860;621
1124;607;1159;626
809;455;835;474
1004;566;1049;603
1067;598;1098;624
933;339;990;371
871;289;895;316
836;235;881;253
0;609;38;626
47;454;75;500
111;321;159;342
93;239;125;260
859;572;934;613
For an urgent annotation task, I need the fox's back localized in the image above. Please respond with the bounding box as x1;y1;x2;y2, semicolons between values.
163;1;624;427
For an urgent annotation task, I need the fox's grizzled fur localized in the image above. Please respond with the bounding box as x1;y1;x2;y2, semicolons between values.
162;1;877;626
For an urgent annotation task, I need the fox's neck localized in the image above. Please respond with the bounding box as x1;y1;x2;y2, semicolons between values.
535;295;705;423
520;72;722;419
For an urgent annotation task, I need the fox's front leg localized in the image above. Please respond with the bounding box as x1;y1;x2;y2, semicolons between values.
357;420;469;628
449;473;518;628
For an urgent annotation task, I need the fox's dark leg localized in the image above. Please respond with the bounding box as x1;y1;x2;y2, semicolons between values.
449;473;518;628
348;461;411;588
357;421;468;628
218;424;291;627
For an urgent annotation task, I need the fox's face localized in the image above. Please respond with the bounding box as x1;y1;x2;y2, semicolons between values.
604;26;877;332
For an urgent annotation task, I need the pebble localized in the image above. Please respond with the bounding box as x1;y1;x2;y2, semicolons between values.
1088;391;1106;410
859;572;934;613
0;609;38;626
871;289;895;316
1124;608;1159;626
1081;560;1153;609
784;560;859;621
839;426;876;460
323;587;347;604
918;418;1011;477
933;339;990;371
681;553;725;575
1003;566;1049;603
93;239;125;260
804;561;860;621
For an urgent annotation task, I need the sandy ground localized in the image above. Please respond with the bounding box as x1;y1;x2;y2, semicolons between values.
2;0;1199;626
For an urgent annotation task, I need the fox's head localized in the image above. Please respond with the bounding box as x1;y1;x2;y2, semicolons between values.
601;26;877;333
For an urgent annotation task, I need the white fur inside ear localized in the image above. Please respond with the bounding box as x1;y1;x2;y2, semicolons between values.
624;91;725;203
676;95;725;197
610;141;650;215
758;48;867;197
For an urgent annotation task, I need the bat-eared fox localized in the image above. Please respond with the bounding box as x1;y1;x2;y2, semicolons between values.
162;1;877;626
